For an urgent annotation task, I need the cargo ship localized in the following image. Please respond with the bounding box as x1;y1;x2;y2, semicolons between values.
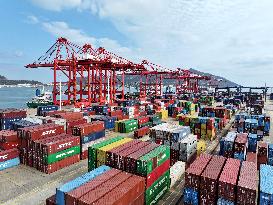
26;88;53;108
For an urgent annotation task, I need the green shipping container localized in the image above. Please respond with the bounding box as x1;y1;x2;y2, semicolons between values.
120;119;138;133
137;145;170;176
88;136;124;171
145;170;170;205
45;145;80;164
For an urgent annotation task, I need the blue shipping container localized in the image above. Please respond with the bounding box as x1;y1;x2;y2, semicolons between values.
56;165;111;205
0;157;20;171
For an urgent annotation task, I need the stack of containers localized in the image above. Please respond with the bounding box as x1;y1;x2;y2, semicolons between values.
88;137;171;205
51;165;145;205
148;114;162;126
37;105;59;116
260;164;273;205
257;142;268;169
66;118;87;134
199;107;228;119
268;144;273;166
178;116;217;140
246;152;257;165
264;116;270;135
72;122;105;159
17;124;65;167
134;126;150;139
0;130;19;150
88;136;127;170
248;133;258;152
149;123;195;165
178;134;197;163
0;148;20;171
109;109;123;119
137;116;151;128
217;158;241;205
234;133;248;161
219;131;236;158
234;113;270;137
42;110;66;117
32;134;80;173
122;106;135;119
0;109;27;130
12;120;39;131
115;119;138;133
183;153;212;205
200;155;226;204
92;105;108;115
156;109;168;120
90;115;116;129
244;119;258;134
237;161;257;205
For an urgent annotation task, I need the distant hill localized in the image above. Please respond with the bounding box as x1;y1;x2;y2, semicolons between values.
189;68;240;87
0;75;43;85
76;68;240;89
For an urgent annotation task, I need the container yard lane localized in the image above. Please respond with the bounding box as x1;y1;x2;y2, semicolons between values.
157;115;236;205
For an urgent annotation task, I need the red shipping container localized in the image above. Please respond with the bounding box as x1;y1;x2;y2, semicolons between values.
200;155;226;205
125;143;159;173
39;134;80;154
43;110;66;117
111;141;150;171
72;122;104;136
0;130;18;142
93;175;145;205
131;193;144;205
26;124;65;141
218;158;241;202
246;152;257;165
184;153;212;190
46;195;56;205
55;112;83;121
45;154;80;174
237;161;257;205
257;142;267;169
0;108;27;118
0;141;19;150
81;150;88;160
0;148;19;162
146;159;170;187
77;172;132;205
66;118;87;134
65;169;121;205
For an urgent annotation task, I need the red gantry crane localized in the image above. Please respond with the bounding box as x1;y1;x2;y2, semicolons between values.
26;37;211;106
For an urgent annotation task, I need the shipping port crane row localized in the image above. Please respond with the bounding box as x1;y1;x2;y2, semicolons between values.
26;37;210;106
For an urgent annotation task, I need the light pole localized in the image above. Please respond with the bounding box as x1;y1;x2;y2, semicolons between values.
58;73;62;110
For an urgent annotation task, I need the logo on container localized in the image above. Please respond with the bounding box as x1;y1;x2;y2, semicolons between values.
58;142;72;149
56;150;75;158
0;154;8;159
42;129;56;136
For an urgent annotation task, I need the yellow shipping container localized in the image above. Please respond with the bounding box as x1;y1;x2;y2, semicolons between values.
207;129;216;140
160;109;168;120
201;124;207;131
96;138;133;166
115;120;126;132
197;140;206;156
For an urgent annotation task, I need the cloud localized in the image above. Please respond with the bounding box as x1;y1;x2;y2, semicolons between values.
42;21;96;45
26;14;136;60
30;0;83;12
30;0;273;86
0;51;24;60
25;15;39;24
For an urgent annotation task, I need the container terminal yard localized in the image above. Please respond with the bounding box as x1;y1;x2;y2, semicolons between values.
0;37;272;205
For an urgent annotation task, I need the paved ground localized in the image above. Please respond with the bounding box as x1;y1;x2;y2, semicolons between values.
1;100;272;205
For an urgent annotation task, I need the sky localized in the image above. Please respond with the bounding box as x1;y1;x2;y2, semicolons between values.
1;0;273;86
